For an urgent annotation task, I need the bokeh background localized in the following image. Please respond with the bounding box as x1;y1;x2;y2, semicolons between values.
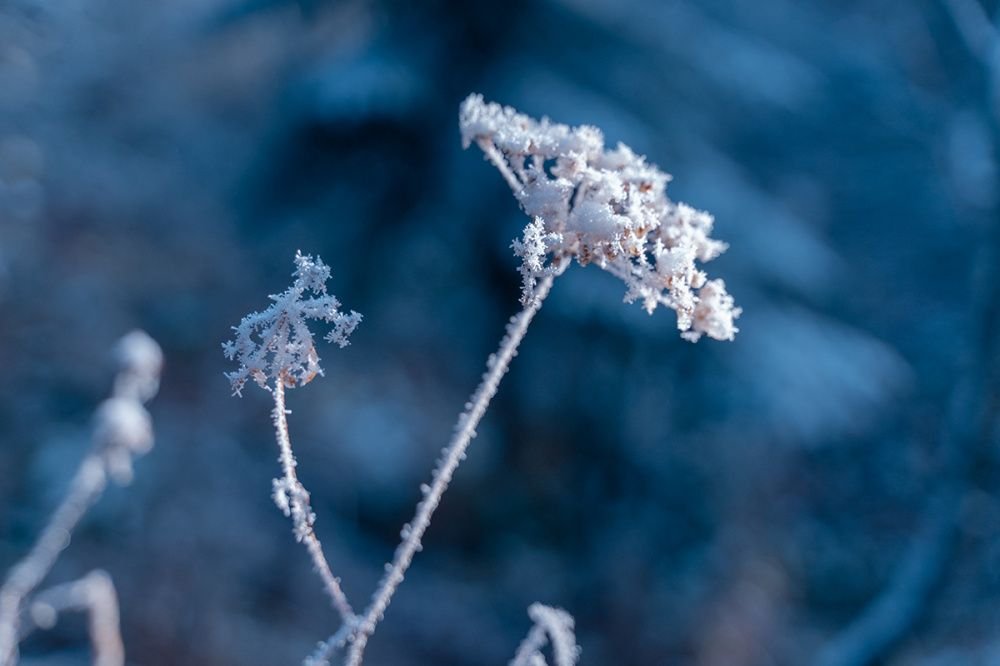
2;0;999;664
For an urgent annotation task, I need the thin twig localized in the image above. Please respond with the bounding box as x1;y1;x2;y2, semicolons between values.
26;570;124;666
478;138;524;194
271;376;355;625
511;604;580;666
0;457;108;665
344;263;567;666
302;620;357;666
0;331;161;666
511;623;548;666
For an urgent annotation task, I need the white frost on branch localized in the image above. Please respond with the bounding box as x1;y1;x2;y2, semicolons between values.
222;251;362;396
0;331;161;666
510;603;581;666
460;93;741;342
29;570;124;666
272;476;316;544
511;218;563;307
224;252;359;626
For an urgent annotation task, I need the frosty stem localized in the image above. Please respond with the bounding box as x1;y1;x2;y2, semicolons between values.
478;139;524;193
271;377;355;625
345;263;566;666
0;455;108;666
27;570;124;666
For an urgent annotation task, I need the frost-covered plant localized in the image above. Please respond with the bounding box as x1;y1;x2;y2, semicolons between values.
460;93;740;341
227;98;740;666
0;331;162;666
223;251;362;396
510;604;580;666
224;252;361;627
27;571;123;666
339;96;741;665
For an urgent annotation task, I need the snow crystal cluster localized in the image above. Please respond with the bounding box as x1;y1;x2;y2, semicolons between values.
460;94;740;342
223;251;362;395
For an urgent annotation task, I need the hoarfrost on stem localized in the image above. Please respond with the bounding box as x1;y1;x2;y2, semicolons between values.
460;93;741;342
223;251;360;626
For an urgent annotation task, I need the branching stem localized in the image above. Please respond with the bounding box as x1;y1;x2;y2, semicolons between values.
0;457;108;665
344;263;566;666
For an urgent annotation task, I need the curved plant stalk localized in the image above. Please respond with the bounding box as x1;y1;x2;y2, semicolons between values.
343;264;566;666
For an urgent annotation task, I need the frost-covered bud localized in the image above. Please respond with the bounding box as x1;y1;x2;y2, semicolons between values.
460;94;740;342
681;279;742;342
113;330;163;402
93;397;153;484
223;251;362;395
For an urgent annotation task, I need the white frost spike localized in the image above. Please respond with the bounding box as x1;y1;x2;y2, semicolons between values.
461;93;740;342
512;217;563;307
222;251;362;396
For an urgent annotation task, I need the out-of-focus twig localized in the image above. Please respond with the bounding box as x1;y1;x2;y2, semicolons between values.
510;603;580;666
943;0;998;60
24;570;124;666
943;0;1000;119
0;457;109;665
815;9;1000;661
0;331;161;666
816;192;999;666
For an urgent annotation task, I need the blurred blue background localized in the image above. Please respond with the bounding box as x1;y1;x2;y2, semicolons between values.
1;0;999;664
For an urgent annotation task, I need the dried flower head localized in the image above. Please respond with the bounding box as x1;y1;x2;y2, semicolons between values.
460;94;740;342
223;251;362;395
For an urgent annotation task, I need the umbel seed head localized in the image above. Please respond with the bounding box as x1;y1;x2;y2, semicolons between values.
460;94;740;342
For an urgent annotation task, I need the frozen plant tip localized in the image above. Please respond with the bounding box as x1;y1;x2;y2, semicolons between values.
460;93;741;341
224;252;359;629
222;251;362;396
